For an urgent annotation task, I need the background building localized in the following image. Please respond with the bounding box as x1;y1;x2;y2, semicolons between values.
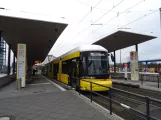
0;38;6;73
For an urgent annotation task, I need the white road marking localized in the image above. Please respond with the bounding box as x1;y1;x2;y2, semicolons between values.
29;83;51;86
41;75;66;91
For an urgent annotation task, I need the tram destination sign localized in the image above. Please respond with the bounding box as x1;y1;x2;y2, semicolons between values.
90;52;106;56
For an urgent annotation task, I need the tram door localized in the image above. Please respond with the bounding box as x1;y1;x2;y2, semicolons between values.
54;63;58;80
71;58;80;88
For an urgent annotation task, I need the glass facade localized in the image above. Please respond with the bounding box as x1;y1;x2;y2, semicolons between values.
0;38;6;73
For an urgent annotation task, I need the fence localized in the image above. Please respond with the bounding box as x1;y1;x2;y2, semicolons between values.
140;73;160;89
110;72;160;89
76;78;161;120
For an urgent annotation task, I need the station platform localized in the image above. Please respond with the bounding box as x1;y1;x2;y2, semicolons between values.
112;79;161;92
0;75;122;120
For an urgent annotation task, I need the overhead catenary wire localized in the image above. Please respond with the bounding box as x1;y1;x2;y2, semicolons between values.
71;0;125;42
73;0;143;46
53;1;158;56
85;9;159;45
75;0;156;14
54;0;146;54
54;0;150;52
55;0;125;52
75;0;91;7
118;9;159;29
52;0;103;51
75;0;119;13
94;0;125;24
77;0;146;44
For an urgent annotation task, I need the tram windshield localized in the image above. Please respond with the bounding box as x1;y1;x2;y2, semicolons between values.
81;51;109;77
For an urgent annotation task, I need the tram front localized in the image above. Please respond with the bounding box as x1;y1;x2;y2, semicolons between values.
79;51;112;91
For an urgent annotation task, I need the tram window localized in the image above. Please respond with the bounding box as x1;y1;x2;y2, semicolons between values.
71;58;80;77
49;64;52;72
53;63;58;73
80;57;86;76
62;60;71;74
62;59;79;76
47;66;49;72
72;59;76;62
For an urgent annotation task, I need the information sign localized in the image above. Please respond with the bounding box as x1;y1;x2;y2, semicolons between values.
17;44;26;87
130;51;139;80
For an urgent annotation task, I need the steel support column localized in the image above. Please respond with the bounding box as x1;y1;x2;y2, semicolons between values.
0;31;1;72
13;52;15;74
135;44;138;52
0;31;1;43
7;44;11;75
114;51;116;73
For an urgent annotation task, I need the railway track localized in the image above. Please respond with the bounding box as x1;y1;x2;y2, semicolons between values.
113;84;161;100
45;76;161;119
80;88;161;120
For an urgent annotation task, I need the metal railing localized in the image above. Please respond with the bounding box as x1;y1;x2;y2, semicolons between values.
140;74;160;89
110;72;160;89
75;78;161;120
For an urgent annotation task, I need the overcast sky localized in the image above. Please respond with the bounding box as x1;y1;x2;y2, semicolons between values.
1;0;161;64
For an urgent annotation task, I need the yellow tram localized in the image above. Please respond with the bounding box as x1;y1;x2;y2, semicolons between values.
43;45;112;91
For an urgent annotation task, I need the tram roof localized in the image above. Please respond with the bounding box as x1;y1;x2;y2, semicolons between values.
93;30;156;52
0;15;67;65
53;44;108;61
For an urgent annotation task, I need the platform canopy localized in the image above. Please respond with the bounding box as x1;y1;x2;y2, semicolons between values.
0;15;67;65
93;31;156;52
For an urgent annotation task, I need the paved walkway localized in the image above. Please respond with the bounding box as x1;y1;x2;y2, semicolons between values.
0;75;121;120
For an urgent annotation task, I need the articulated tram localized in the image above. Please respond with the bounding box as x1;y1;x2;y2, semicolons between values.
42;45;112;91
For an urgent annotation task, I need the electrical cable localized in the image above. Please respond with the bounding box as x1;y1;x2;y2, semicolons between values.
86;9;159;45
75;0;121;13
75;0;91;7
78;0;146;44
73;0;144;46
118;9;159;29
55;0;125;52
53;1;159;56
52;0;103;51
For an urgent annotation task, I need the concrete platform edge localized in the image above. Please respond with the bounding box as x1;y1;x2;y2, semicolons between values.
140;86;161;92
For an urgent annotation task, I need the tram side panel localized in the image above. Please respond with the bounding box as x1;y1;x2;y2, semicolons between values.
45;50;112;91
48;63;53;78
